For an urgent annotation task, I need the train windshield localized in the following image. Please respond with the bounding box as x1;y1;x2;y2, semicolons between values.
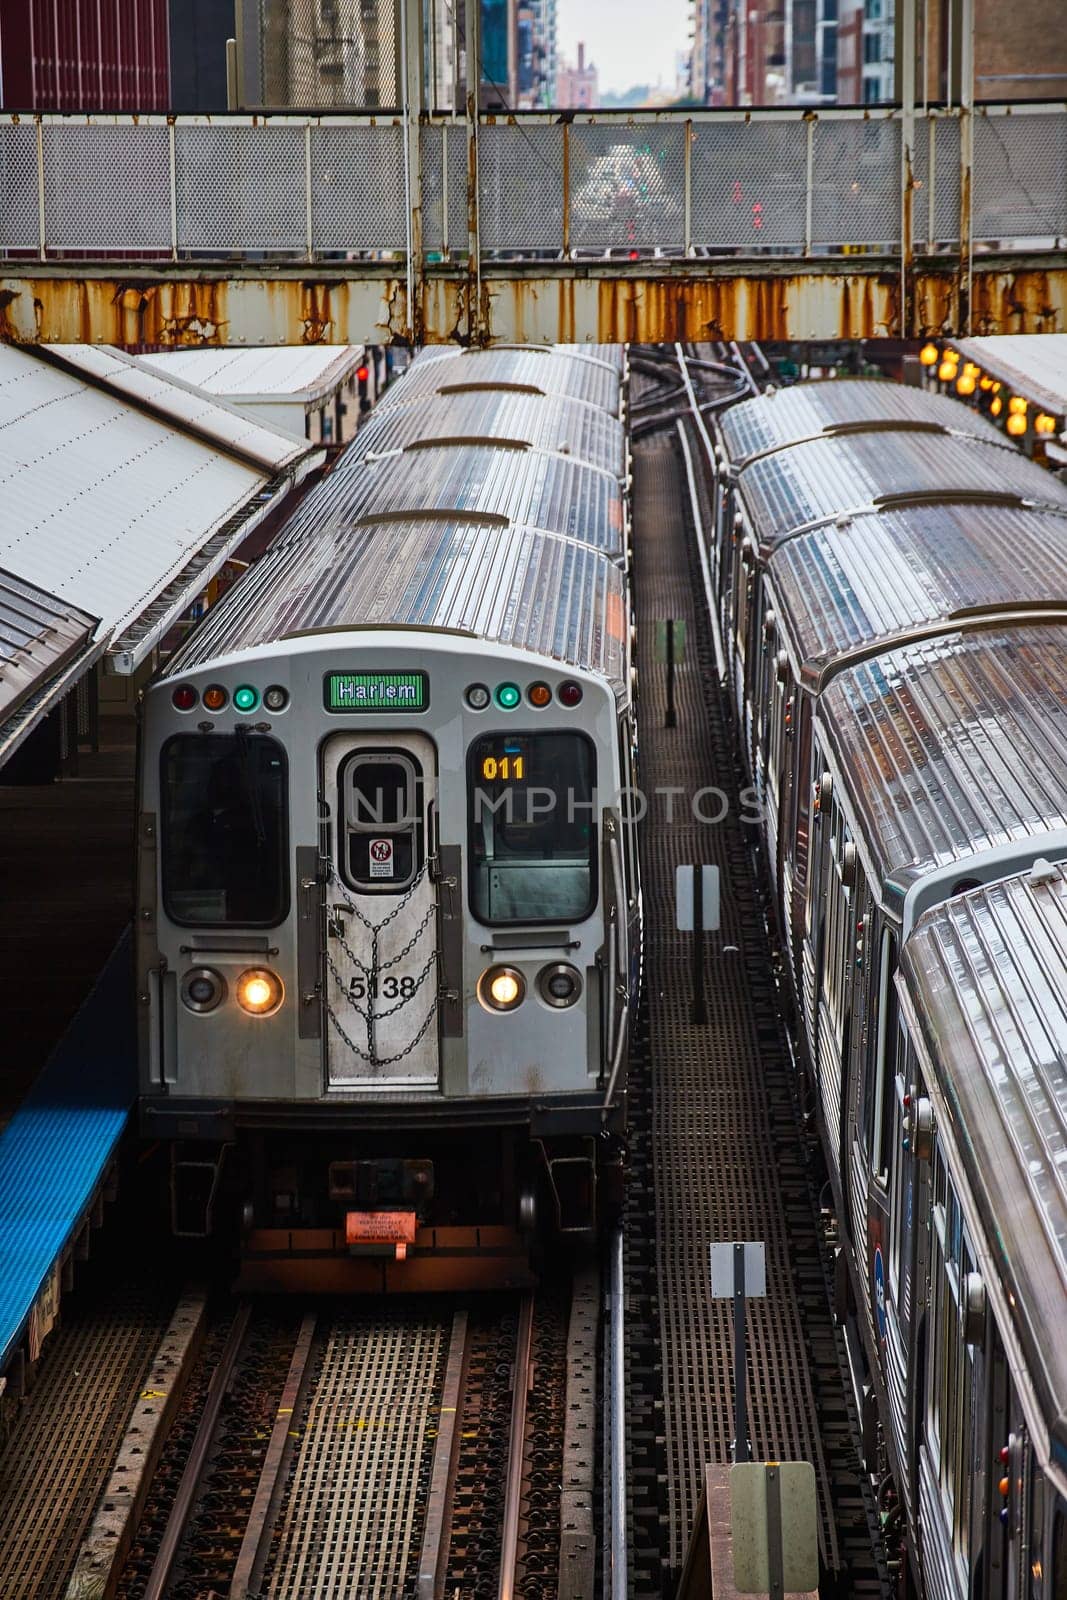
468;732;596;923
160;733;289;926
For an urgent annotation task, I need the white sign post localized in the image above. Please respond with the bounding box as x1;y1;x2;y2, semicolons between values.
710;1241;766;1465
676;864;720;1025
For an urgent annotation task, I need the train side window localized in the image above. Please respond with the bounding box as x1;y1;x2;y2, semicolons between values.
160;733;289;927
620;718;639;909
1051;1504;1067;1599
867;932;899;1180
822;802;853;1043
468;731;597;925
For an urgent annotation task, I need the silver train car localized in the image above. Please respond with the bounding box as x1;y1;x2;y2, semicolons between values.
136;344;637;1291
709;378;1067;1598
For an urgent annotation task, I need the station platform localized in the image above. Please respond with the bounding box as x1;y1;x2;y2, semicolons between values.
0;928;135;1383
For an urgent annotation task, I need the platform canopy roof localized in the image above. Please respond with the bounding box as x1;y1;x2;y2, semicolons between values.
950;335;1067;419
0;343;322;769
136;345;367;435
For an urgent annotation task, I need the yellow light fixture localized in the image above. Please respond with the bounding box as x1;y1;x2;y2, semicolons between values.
919;342;939;366
937;361;956;382
979;376;993;391
991;396;1003;417
478;965;526;1012
956;374;977;396
1035;413;1057;435
236;968;284;1016
1009;395;1028;416
1006;413;1028;437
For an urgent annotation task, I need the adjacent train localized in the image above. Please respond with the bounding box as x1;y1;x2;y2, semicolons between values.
136;344;638;1291
709;374;1067;1598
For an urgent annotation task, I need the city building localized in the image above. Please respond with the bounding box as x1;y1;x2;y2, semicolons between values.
0;0;170;109
836;0;892;102
556;39;598;109
169;0;234;109
240;0;399;109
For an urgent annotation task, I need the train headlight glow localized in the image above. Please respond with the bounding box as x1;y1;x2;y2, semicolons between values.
478;965;526;1012
538;963;583;1008
236;968;284;1016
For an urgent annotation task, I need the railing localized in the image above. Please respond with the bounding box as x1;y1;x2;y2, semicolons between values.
1;103;1065;264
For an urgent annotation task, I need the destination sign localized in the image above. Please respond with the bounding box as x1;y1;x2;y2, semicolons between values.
324;670;429;713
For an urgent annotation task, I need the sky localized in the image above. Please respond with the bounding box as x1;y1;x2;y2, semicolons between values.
556;0;690;96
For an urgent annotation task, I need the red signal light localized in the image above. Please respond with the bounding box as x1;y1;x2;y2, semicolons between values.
172;685;198;711
356;365;369;382
558;680;583;708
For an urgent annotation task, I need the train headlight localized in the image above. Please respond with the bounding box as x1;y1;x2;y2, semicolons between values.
236;968;284;1016
180;967;227;1013
537;963;583;1008
478;965;526;1012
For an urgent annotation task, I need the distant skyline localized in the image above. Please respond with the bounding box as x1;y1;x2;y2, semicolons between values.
556;0;689;97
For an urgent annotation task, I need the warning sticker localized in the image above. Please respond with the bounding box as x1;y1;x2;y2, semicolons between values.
345;1210;418;1246
369;838;394;879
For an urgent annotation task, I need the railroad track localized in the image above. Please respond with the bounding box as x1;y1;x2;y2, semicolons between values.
109;1285;578;1600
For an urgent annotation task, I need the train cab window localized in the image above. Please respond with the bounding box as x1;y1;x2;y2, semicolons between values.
468;732;596;924
338;749;424;893
161;733;288;926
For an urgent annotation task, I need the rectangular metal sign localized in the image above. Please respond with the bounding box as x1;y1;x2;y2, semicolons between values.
710;1241;767;1299
730;1461;819;1594
676;864;721;932
324;670;429;712
654;618;686;663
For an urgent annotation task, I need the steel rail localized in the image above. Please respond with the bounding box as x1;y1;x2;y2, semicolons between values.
608;1227;628;1600
229;1310;317;1600
497;1293;535;1600
417;1309;470;1599
142;1301;253;1600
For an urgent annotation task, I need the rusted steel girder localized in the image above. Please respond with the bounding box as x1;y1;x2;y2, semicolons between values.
1;257;1064;346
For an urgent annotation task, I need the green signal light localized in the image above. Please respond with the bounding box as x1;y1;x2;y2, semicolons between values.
234;685;259;712
495;683;521;710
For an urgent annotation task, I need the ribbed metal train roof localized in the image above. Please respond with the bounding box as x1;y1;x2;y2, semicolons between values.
819;625;1067;900
769;503;1067;687
718;378;1006;467
168;518;628;695
388;348;624;417
0;568;98;727
417;343;625;374
277;440;624;558
903;863;1067;1476
738;429;1067;550
348;388;626;479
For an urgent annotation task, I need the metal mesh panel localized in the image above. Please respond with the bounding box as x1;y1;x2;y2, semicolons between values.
43;125;170;252
569;124;685;251
175;124;306;255
247;0;399;110
481;125;563;250
311;124;404;250
910;118;962;248
973;112;1067;242
812;117;900;246
421;125;444;251
0;124;39;251
690;121;806;249
422;124;468;255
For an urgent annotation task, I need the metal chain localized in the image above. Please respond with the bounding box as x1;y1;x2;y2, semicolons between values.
328;860;429;934
335;898;436;977
324;946;438;1024
327;988;440;1067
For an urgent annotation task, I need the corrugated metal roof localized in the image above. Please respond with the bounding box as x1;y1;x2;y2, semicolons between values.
0;930;134;1376
717;378;1006;467
0;568;98;726
738;430;1067;551
951;336;1067;417
390;348;624;417
278;441;623;557
769;503;1067;686
903;864;1067;1478
349;388;626;478
52;345;314;472
820;625;1067;901
0;344;304;668
168;518;629;695
136;345;365;406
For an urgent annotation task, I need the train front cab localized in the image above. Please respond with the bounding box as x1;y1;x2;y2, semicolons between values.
138;638;637;1288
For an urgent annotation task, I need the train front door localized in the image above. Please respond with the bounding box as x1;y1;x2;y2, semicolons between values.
321;733;439;1089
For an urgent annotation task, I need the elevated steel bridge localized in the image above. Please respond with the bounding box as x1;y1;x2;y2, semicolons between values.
1;102;1064;345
